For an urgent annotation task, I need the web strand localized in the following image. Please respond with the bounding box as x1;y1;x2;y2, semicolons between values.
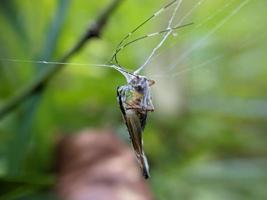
134;0;205;74
150;0;235;64
134;0;183;74
169;0;251;70
0;0;251;79
177;0;205;26
150;29;257;79
0;58;115;68
111;22;193;59
110;0;179;65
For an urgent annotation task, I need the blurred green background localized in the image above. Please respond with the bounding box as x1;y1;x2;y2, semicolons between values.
0;0;267;199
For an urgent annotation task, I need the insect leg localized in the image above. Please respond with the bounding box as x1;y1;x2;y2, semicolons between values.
110;0;180;65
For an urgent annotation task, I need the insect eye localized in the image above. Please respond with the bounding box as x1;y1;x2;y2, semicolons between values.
135;85;143;92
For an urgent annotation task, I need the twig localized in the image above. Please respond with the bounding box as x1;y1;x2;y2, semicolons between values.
0;0;123;120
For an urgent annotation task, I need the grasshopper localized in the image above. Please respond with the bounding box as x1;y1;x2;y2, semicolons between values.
110;0;189;178
116;68;155;178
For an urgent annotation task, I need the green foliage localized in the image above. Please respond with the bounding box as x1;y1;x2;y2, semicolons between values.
0;0;267;199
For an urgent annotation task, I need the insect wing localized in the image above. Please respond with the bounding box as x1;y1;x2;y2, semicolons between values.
117;86;150;178
124;109;150;179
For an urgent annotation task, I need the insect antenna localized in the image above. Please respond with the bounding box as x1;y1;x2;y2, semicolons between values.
111;22;193;63
110;0;179;65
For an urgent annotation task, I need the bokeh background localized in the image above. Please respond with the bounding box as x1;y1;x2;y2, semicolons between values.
0;0;267;199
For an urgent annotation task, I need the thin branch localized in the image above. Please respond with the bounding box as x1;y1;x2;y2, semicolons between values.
0;0;123;120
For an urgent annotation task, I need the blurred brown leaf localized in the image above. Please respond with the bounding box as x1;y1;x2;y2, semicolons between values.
55;129;153;200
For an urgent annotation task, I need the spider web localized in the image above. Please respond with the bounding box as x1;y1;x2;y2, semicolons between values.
142;0;251;78
0;0;253;79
